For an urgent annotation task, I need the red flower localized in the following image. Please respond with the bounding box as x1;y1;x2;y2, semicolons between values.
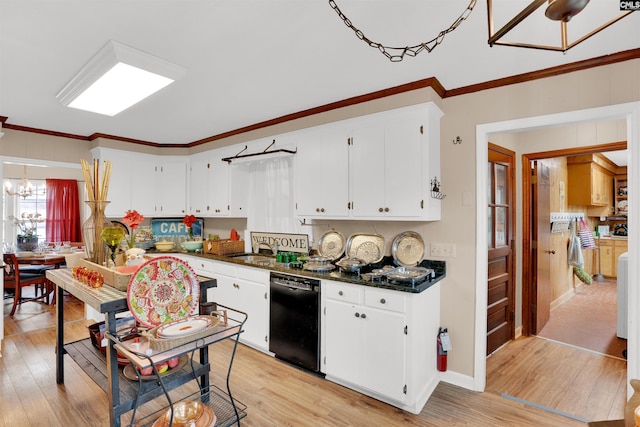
122;210;145;248
122;210;144;230
183;215;197;228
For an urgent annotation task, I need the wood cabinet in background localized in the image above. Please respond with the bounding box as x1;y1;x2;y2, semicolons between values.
567;154;615;217
595;239;627;278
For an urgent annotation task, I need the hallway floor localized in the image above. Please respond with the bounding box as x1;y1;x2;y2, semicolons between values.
538;278;626;359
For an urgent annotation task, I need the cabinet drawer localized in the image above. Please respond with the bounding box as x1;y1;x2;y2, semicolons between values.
365;289;406;313
238;265;269;284
212;261;238;277
324;282;362;304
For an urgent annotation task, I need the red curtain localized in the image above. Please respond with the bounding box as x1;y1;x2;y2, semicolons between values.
46;179;82;242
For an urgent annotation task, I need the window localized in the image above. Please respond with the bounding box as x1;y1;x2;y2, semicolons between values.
3;178;47;246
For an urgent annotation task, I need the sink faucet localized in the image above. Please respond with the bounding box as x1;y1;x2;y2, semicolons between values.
253;241;278;256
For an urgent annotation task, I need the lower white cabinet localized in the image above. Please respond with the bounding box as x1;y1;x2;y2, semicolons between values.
323;279;441;414
205;261;269;351
324;280;407;402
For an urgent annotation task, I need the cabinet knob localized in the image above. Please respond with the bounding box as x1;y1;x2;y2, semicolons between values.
361;313;367;319
380;298;386;304
384;207;389;212
338;290;343;296
379;207;384;212
316;208;320;212
355;312;360;318
321;208;325;213
545;250;556;255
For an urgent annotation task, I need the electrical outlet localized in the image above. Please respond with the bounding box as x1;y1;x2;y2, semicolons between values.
430;243;456;257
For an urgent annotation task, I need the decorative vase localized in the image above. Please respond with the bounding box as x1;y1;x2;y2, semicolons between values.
16;235;38;252
82;200;112;266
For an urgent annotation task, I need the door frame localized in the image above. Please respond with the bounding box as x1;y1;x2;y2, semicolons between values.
521;142;627;336
474;102;640;393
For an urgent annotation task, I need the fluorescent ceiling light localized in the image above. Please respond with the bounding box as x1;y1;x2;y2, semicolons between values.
56;40;186;116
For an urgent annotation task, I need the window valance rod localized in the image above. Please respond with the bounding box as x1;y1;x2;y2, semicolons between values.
221;139;297;164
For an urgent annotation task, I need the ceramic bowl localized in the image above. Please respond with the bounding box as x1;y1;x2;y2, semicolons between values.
154;241;175;252
182;241;203;252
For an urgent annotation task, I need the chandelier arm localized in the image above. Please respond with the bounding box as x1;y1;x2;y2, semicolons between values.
328;0;477;62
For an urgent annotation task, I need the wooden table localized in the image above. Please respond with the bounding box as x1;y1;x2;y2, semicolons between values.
16;253;67;267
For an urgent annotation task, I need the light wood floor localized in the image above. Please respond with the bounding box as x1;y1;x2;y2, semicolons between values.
1;295;627;426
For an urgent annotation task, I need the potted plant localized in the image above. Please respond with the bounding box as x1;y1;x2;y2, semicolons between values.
11;212;43;251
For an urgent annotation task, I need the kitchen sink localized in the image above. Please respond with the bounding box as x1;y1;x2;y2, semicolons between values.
231;254;276;266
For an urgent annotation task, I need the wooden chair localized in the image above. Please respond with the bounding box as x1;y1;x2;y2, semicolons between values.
3;253;49;315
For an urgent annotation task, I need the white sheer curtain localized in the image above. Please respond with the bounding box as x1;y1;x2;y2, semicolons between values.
246;156;295;233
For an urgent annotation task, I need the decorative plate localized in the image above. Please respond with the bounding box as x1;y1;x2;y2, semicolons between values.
345;233;385;264
317;230;345;261
156;315;214;338
391;231;425;267
122;355;189;381
127;256;200;328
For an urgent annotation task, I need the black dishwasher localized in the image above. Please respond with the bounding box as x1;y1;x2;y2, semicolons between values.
269;272;321;374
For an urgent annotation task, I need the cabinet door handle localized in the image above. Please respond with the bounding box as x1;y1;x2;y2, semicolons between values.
361;313;367;319
380;298;386;304
378;207;384;212
545;250;556;255
338;291;343;296
355;312;360;318
384;207;389;212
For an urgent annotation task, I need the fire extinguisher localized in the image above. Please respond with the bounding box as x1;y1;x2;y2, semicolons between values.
437;327;450;372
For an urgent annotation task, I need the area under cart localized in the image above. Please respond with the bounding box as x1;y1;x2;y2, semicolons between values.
47;268;247;427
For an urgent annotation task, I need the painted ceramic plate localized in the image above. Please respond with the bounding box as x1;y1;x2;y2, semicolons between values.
156;316;214;338
127;256;200;328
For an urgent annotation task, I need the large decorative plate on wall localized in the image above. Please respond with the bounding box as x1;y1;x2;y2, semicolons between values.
127;256;200;328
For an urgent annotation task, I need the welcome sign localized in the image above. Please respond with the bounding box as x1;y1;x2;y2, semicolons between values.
250;232;309;255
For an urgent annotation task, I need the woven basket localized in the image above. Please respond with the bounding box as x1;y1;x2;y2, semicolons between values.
142;315;221;352
203;239;244;256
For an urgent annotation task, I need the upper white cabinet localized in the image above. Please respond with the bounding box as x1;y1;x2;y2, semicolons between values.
295;102;442;221
188;152;230;217
94;102;441;222
91;148;154;217
295;127;350;218
349;104;442;220
155;157;188;216
189;155;210;216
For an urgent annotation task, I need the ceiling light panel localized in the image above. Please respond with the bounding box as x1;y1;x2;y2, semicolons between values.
56;40;187;116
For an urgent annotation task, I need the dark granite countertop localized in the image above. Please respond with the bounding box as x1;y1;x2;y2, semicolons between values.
152;250;446;294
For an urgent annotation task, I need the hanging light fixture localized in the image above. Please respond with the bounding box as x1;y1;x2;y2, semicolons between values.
328;0;477;62
5;165;45;199
487;0;634;52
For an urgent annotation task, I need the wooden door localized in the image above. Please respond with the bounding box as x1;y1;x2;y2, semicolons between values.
487;144;515;355
532;161;552;333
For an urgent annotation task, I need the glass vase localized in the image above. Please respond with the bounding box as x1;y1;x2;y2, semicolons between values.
82;201;112;266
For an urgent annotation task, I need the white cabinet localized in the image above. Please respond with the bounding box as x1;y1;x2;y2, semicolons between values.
188;151;233;217
206;261;269;351
208;153;230;216
295;127;350;218
155;158;187;216
229;164;249;217
324;280;407;402
189;155;210;216
349;104;442;220
92;148;155;218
